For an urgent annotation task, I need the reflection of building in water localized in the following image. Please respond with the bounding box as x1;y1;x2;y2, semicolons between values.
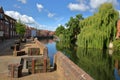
115;60;120;72
114;60;120;80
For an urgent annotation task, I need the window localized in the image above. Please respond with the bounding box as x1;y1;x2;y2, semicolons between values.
0;13;4;19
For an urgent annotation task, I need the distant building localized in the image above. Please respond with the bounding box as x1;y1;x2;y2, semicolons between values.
0;6;16;39
116;19;120;39
31;28;36;37
24;25;31;38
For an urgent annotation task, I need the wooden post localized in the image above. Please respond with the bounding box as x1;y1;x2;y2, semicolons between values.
43;47;48;58
11;64;14;78
32;58;35;74
43;58;47;72
53;55;57;70
30;48;32;55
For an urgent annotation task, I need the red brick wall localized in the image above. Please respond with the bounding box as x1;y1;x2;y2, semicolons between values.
54;51;93;80
116;19;120;39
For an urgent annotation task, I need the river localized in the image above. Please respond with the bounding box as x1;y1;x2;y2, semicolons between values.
39;39;120;80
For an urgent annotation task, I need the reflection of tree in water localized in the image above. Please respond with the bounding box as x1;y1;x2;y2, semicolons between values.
76;48;115;80
56;41;79;64
56;41;120;80
56;41;116;80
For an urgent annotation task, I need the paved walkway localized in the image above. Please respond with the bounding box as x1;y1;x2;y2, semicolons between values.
0;39;15;55
0;39;62;80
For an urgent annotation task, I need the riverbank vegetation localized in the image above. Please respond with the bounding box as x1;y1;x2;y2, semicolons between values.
55;3;119;49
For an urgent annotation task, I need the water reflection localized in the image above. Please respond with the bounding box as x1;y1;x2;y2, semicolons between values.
39;39;120;80
39;39;57;65
56;41;119;80
76;48;115;80
38;39;55;44
113;51;120;80
114;60;120;80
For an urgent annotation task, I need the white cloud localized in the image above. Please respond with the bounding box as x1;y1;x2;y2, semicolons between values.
18;0;27;4
36;3;43;12
90;0;119;9
5;11;35;24
68;0;119;11
48;13;55;18
68;3;89;11
90;0;107;9
14;4;21;8
44;9;55;18
5;11;56;31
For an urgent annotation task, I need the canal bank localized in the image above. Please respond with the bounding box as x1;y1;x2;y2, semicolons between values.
0;38;93;80
41;39;120;80
54;51;93;80
39;39;93;80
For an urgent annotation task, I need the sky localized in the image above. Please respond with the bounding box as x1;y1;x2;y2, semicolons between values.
0;0;120;31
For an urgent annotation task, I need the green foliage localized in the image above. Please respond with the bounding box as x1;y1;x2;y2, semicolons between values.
77;3;119;49
76;48;114;80
55;14;84;45
56;41;115;80
55;25;65;36
112;50;120;60
59;14;83;45
113;40;120;50
65;14;84;44
15;22;26;36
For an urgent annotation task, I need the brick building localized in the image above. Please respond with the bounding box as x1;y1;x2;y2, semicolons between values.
0;7;16;39
116;19;120;39
24;25;31;38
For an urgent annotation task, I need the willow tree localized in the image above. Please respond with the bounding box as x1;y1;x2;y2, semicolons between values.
77;3;119;49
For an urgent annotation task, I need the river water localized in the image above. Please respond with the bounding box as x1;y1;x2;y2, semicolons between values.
39;39;120;80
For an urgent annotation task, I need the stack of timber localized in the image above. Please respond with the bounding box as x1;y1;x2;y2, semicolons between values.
25;57;50;74
28;48;40;56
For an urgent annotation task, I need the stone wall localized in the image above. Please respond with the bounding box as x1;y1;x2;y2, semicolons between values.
54;51;93;80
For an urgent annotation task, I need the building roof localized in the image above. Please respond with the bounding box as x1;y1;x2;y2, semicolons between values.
5;14;16;21
0;6;4;13
0;6;16;21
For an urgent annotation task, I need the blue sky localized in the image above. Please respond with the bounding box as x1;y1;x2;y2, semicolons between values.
0;0;120;31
